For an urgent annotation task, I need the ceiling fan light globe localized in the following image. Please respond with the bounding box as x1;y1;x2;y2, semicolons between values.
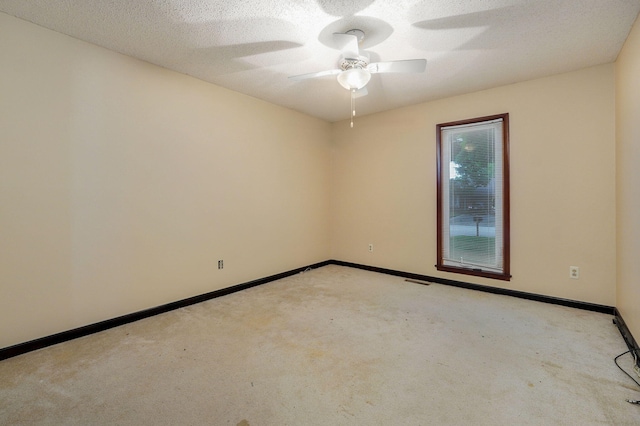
337;68;371;90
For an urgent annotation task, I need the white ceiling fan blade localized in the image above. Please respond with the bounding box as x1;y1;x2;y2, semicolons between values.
288;68;341;81
368;59;427;74
353;87;368;98
333;32;360;58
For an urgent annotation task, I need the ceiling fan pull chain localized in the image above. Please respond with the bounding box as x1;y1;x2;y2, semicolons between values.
353;89;357;117
350;89;357;128
350;89;354;128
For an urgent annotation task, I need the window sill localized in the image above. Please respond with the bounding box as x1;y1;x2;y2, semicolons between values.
436;264;511;281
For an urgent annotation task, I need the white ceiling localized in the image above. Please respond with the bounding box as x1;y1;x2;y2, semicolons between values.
1;0;639;122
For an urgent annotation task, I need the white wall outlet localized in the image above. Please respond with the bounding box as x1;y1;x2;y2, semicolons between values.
368;243;373;252
569;266;579;279
218;260;224;269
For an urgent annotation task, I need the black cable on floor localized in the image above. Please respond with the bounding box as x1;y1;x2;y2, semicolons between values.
614;350;640;389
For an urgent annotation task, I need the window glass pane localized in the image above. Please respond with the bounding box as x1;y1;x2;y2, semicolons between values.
437;115;509;280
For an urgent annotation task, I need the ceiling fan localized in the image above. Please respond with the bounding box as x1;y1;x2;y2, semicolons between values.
289;29;427;127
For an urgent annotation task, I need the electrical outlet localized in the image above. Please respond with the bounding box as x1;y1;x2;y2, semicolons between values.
218;260;224;269
368;244;373;252
569;266;579;279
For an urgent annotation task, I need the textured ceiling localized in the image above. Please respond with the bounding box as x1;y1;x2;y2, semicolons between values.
1;0;639;122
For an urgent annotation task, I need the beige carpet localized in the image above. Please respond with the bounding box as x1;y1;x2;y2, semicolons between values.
1;265;639;425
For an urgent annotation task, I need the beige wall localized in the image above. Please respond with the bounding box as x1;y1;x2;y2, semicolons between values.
331;64;616;306
0;13;331;349
616;15;640;341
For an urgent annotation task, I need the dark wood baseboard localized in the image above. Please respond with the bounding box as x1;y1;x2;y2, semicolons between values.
0;260;331;361
1;259;625;362
329;260;615;315
614;308;640;368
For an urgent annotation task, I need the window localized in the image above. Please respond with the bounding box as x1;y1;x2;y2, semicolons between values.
436;113;510;280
